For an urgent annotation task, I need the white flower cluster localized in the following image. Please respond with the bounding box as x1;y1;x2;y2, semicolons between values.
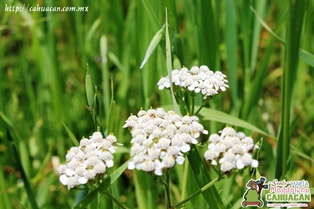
157;65;229;99
57;132;117;189
123;108;208;176
204;127;259;173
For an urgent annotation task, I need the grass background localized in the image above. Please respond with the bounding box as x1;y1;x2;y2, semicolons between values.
0;0;313;208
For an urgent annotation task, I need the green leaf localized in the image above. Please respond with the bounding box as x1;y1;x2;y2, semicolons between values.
251;5;314;68
276;0;307;180
107;77;115;133
139;25;164;69
100;35;111;124
200;107;276;140
72;159;130;209
299;49;314;67
0;162;12;209
108;52;126;72
85;65;95;109
7;131;39;209
93;91;102;131
250;6;285;44
225;0;238;112
187;145;225;209
165;8;180;115
140;0;161;32
62;122;79;146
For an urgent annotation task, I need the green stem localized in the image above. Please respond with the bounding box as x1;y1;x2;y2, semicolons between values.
97;192;101;209
180;157;189;201
174;176;220;208
194;103;205;116
163;171;172;209
187;145;225;208
174;90;190;114
103;190;129;209
191;94;195;115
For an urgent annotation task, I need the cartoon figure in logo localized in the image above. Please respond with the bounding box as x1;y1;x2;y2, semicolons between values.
242;177;268;207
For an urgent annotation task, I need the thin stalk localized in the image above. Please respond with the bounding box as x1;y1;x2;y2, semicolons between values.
180;158;189;201
191;95;195;115
164;171;172;209
103;190;129;209
97;192;101;209
173;90;190;113
174;176;219;208
194;103;206;116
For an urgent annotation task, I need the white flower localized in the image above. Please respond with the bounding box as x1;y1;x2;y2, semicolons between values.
139;160;156;172
157;77;171;90
59;174;68;185
180;143;191;153
204;150;219;161
232;144;244;154
66;176;78;190
124;107;207;175
57;132;117;190
219;127;236;137
220;161;234;172
251;159;259;168
209;134;220;143
162;155;176;168
84;169;97;179
154;160;164;176
176;156;185;164
128;161;135;170
78;176;88;184
157;65;228;99
204;126;259;174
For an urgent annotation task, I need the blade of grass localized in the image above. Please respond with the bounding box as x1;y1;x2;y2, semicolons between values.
0;162;12;209
187;145;225;209
200;107;276;140
6;130;39;209
241;37;277;120
225;0;238;113
250;6;285;44
251;5;314;67
275;0;307;180
165;8;180;114
116;0;136;103
299;49;314;67
140;0;161;33
85;65;95;110
62;122;79;147
107;77;115;133
239;0;251;104
139;25;164;69
164;0;185;65
72;158;130;209
100;35;111;125
133;171;157;209
197;0;218;68
249;1;267;74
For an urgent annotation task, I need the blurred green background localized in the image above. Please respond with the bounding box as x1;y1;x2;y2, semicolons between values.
0;0;313;208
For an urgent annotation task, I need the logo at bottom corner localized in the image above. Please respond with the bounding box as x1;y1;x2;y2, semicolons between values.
241;176;268;207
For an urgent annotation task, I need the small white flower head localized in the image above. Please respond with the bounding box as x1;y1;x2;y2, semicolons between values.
157;65;228;100
157;77;171;90
204;126;259;174
57;132;117;190
124;107;208;175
